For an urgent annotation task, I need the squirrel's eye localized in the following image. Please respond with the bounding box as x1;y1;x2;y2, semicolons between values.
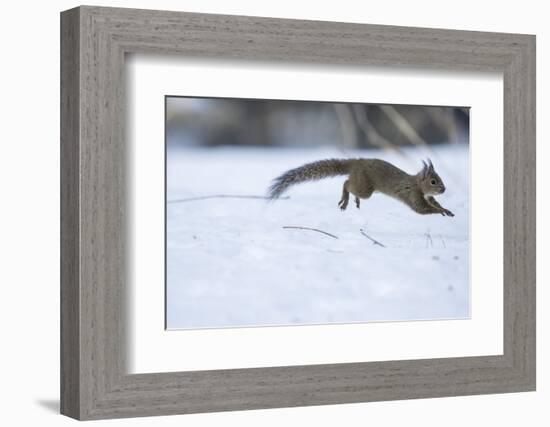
430;179;437;185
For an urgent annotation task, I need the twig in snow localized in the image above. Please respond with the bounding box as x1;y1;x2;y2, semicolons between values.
282;226;339;239
425;230;433;248
168;194;289;204
359;229;386;248
439;234;446;249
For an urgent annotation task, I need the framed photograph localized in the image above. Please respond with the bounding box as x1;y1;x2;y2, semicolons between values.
61;6;535;420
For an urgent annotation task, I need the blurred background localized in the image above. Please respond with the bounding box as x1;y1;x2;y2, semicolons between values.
166;96;469;151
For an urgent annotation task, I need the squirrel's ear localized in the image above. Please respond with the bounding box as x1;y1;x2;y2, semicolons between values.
427;158;434;170
421;160;429;177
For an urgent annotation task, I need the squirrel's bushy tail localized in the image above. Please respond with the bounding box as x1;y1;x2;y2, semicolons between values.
268;158;353;199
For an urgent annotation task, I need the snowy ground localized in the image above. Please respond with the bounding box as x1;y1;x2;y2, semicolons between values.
166;144;470;329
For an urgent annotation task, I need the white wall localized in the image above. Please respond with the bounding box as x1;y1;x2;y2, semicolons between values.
0;0;546;425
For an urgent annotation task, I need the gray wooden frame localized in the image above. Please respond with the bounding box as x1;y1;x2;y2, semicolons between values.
60;5;536;421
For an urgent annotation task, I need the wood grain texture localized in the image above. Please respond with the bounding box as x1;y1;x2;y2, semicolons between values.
60;7;80;419
60;5;536;420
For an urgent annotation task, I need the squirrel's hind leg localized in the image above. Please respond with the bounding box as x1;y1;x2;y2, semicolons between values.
347;178;374;210
338;180;350;211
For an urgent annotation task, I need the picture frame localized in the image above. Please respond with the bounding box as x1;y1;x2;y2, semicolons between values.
60;5;536;420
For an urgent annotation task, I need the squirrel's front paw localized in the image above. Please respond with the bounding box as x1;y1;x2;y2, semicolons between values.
442;209;454;217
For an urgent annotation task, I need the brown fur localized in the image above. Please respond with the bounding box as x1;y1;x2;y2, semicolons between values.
268;158;454;217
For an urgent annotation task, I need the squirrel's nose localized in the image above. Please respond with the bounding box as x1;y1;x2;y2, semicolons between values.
440;186;446;193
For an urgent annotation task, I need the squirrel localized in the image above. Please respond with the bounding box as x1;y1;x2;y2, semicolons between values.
268;158;454;217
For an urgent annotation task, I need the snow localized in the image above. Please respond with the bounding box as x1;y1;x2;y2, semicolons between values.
166;144;470;329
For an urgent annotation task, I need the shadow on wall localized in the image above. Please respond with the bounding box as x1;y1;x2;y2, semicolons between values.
35;399;59;414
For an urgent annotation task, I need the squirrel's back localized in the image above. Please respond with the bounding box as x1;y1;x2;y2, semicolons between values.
351;158;410;191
